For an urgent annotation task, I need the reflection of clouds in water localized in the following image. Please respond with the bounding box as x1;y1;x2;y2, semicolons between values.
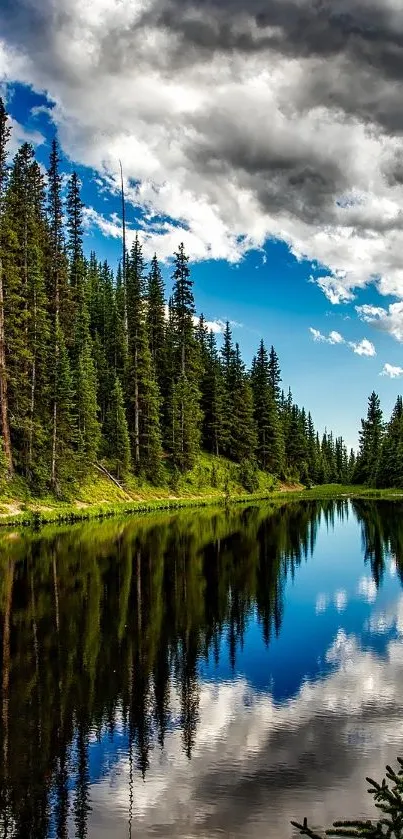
334;589;347;612
390;558;397;578
358;576;378;605
367;595;403;637
315;593;329;614
88;605;403;839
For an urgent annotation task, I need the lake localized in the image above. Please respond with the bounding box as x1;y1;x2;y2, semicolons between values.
1;498;403;838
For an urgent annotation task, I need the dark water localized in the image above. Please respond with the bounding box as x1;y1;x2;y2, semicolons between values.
1;499;403;839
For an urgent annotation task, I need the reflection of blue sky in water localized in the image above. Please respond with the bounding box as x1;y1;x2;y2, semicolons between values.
78;504;403;839
202;509;401;698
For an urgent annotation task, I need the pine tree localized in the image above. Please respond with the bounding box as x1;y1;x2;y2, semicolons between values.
355;391;384;485
231;377;258;462
292;756;403;839
126;235;163;481
66;172;85;301
268;345;282;403
348;447;356;482
47;139;71;488
220;320;236;456
103;376;131;478
75;338;100;473
169;244;201;471
146;254;166;390
199;328;226;456
251;340;284;475
66;173;100;474
306;412;317;482
230;348;257;463
0;97;13;475
377;395;403;488
52;327;76;488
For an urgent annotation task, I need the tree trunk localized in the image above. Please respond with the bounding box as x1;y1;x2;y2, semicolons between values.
0;257;13;475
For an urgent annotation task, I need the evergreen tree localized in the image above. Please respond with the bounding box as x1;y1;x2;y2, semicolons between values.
75;338;100;473
146;254;166;389
199;328;226;456
355;392;384;485
52;327;76;488
103;376;131;478
377;395;403;488
251;340;284;475
348;447;356;482
220;320;236;456
47;139;71;488
268;345;282;403
306;412;317;482
126;235;163;481
0;98;13;474
66;172;84;294
169;244;201;471
66;173;100;474
230;349;257;462
2;143;51;480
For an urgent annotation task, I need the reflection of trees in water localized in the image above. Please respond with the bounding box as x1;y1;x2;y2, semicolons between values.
0;498;361;836
352;500;403;588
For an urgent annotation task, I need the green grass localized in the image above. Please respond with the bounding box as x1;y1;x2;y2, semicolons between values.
0;457;401;529
275;483;403;501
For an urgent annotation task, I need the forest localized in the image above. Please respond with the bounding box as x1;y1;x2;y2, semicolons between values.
0;96;401;496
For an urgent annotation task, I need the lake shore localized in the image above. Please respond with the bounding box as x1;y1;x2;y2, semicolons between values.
0;476;402;529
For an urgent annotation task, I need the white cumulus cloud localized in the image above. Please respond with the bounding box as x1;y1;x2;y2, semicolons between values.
357;302;403;343
348;339;376;357
309;328;344;345
310;329;376;357
380;363;403;379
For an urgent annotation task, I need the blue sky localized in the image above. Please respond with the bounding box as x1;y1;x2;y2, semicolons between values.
3;0;403;449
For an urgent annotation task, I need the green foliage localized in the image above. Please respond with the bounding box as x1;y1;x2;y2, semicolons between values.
0;103;360;495
239;457;259;492
355;392;384;486
251;339;285;475
167;244;202;471
102;376;131;478
292;757;403;838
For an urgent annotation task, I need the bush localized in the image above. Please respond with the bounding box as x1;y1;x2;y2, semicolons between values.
211;462;219;488
239;458;259;493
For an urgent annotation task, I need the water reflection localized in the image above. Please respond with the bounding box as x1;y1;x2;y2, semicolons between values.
0;499;402;838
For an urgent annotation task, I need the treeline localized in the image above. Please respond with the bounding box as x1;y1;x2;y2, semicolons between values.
354;392;403;488
0;98;348;493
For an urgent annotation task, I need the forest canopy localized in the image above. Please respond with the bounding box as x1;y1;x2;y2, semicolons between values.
0;97;399;494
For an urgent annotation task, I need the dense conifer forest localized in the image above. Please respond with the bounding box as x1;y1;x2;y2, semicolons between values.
0;96;401;496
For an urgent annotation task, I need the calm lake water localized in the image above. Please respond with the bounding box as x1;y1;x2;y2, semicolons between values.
1;499;403;838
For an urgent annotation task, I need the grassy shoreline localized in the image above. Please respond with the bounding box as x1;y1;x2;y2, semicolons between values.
0;479;402;529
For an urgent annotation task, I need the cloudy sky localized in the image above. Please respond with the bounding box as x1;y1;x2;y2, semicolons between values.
3;0;403;445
